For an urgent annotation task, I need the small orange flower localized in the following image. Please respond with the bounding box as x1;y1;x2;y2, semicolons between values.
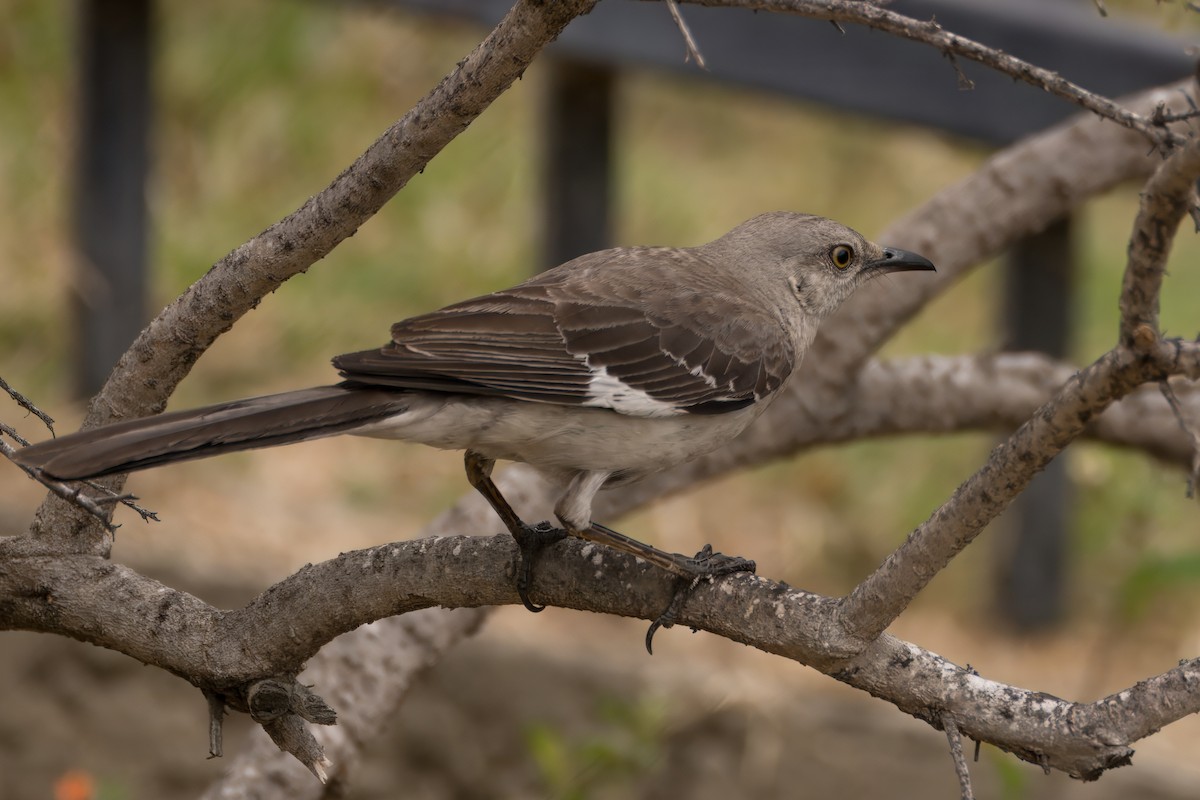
53;769;95;800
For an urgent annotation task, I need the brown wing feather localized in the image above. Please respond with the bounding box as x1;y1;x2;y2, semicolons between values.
333;248;795;416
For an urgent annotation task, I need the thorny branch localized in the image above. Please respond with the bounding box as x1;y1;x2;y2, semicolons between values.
3;390;157;527
2;436;118;534
1;375;55;433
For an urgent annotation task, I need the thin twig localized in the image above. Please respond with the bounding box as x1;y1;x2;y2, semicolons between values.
672;0;1180;150
1159;378;1200;497
79;479;160;522
1151;101;1200;126
0;421;31;448
665;0;707;69
1;438;117;533
1;422;158;521
943;51;975;91
1093;0;1108;16
0;375;55;434
942;712;976;800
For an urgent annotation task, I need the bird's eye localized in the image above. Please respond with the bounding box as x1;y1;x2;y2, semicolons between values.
831;245;854;270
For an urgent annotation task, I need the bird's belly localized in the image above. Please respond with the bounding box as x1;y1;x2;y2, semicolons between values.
351;394;761;477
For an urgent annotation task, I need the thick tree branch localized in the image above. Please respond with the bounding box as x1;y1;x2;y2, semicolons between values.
198;608;490;798
824;353;1200;468
6;530;1193;781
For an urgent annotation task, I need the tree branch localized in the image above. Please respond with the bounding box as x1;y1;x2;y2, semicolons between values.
3;6;1197;792
6;529;1194;782
193;76;1200;785
1121;135;1200;343
838;347;1163;642
24;0;599;552
822;353;1200;468
597;78;1197;521
672;0;1182;149
838;121;1200;642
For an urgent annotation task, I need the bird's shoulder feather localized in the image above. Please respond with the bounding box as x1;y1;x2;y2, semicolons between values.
333;248;795;416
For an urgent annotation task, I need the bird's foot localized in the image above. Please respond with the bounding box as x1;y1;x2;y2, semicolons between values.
644;544;756;655
511;521;568;613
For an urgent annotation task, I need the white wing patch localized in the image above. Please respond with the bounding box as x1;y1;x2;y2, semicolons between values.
581;365;683;418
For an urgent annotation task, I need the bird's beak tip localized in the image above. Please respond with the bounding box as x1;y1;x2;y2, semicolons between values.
871;247;936;273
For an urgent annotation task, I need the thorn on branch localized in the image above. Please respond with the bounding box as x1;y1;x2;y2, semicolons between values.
1092;0;1108;16
665;0;707;70
829;19;846;35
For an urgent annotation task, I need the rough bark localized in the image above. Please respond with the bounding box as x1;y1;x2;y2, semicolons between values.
1;1;1198;795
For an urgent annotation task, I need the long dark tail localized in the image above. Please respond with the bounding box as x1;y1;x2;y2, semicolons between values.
13;385;410;480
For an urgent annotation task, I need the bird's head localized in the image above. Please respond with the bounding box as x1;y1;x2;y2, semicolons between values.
706;211;936;321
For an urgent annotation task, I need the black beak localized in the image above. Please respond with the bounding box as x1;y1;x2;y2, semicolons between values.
867;246;936;274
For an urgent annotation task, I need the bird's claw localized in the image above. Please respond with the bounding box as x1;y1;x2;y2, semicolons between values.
644;544;756;654
511;521;568;613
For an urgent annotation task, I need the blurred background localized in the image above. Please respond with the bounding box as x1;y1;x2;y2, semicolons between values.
2;0;1200;797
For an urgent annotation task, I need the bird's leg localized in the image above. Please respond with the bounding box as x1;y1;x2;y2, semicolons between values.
463;450;565;612
582;524;754;654
556;472;755;653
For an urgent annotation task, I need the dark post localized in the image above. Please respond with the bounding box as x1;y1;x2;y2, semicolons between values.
996;215;1075;630
541;58;615;269
72;0;153;397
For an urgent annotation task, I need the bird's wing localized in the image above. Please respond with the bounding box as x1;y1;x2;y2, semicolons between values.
333;249;795;417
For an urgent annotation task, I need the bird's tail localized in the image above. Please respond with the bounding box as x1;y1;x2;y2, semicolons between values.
13;385;409;480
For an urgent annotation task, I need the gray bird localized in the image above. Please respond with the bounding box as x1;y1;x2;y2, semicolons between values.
14;212;934;649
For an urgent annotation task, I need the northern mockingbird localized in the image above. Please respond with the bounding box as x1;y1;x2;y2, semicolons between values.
16;212;934;649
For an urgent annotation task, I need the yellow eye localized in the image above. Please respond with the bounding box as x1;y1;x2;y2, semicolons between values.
831;245;854;269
